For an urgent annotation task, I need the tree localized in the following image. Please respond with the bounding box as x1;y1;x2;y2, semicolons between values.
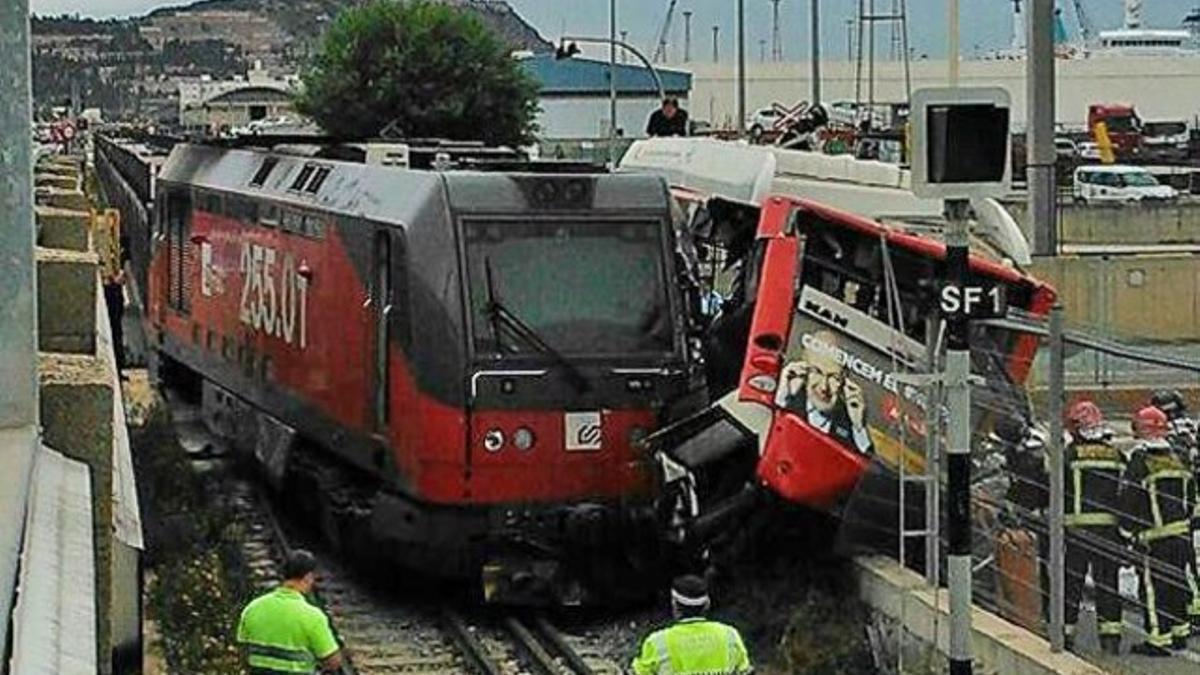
295;0;539;146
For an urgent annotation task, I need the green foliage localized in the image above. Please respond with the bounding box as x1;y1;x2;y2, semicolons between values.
134;403;252;674
295;0;540;146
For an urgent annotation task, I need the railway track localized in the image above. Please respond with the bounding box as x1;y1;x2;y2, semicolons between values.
172;395;619;675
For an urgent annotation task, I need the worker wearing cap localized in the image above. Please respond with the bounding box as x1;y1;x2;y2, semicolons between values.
237;549;344;674
1122;406;1197;655
1062;400;1125;653
631;575;751;675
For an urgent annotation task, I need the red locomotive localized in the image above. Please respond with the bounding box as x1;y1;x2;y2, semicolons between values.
147;142;700;604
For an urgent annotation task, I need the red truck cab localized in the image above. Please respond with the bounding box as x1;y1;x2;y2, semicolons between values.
1088;103;1143;161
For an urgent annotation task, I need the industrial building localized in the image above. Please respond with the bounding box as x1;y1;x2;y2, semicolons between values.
519;54;692;142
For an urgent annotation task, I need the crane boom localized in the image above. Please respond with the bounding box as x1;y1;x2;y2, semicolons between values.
652;0;679;63
1071;0;1094;43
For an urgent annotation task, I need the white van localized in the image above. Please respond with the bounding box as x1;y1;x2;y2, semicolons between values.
1073;165;1178;204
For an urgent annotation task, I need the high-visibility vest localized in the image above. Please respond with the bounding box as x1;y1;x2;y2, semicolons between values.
631;617;751;675
236;587;339;673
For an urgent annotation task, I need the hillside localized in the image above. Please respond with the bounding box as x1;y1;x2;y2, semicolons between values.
39;0;553;53
31;0;551;118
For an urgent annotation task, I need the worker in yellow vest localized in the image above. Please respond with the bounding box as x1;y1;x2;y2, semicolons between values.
237;549;344;674
631;575;751;675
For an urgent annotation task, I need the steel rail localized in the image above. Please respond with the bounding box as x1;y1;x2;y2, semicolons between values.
442;608;504;675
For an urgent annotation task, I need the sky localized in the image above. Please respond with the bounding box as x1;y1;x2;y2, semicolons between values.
28;0;1200;59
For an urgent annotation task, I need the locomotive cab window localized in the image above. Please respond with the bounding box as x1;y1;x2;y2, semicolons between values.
464;219;673;357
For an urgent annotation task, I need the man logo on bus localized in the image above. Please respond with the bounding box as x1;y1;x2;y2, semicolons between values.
775;329;874;456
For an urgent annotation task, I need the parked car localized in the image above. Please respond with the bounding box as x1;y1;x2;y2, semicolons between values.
746;107;782;137
1077;141;1102;161
1073;165;1179;204
1054;137;1078;160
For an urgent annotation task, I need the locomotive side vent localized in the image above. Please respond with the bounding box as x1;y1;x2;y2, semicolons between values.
249;156;278;187
289;164;316;191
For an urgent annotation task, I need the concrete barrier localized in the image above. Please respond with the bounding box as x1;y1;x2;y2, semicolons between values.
35;173;78;190
38;350;114;672
35;206;91;252
35;186;89;211
36;247;99;354
856;556;1105;675
1007;200;1200;247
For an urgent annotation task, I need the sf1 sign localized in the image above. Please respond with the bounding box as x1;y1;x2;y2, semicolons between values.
939;282;1007;319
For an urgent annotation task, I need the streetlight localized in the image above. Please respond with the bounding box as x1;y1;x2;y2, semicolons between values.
556;36;667;168
556;36;667;102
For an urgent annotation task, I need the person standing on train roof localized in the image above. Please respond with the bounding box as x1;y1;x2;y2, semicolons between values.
237;549;345;674
631;575;751;675
1121;406;1197;655
646;98;689;137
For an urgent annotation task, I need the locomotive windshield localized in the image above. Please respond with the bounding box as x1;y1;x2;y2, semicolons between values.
464;219;673;357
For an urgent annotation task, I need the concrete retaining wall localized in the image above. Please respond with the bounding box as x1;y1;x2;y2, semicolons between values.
39;349;114;673
32;150;138;675
855;556;1104;675
1007;200;1200;247
36;247;99;354
1029;254;1200;341
36;205;91;252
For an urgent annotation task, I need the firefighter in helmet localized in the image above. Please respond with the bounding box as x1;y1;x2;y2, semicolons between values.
1151;389;1198;460
1062;400;1125;653
1150;389;1200;629
1121;405;1197;655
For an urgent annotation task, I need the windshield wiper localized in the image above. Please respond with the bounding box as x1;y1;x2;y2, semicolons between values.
484;258;589;393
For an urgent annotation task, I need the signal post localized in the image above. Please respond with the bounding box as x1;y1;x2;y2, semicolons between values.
912;87;1013;675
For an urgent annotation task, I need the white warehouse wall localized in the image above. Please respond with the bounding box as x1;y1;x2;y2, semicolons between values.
674;58;1200;129
536;95;692;140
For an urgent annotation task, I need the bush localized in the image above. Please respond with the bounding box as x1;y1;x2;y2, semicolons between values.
134;402;251;674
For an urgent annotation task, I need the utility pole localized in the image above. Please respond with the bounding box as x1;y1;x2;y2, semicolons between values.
737;0;747;135
620;30;629;63
0;0;40;654
686;11;696;62
760;38;767;62
609;0;617;169
846;18;855;61
1047;304;1066;652
712;25;720;62
811;0;822;103
949;0;960;85
683;11;693;62
771;0;784;61
944;197;973;675
1028;0;1057;256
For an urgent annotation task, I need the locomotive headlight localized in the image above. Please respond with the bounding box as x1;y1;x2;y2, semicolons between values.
747;374;778;394
484;429;505;453
513;427;535;451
